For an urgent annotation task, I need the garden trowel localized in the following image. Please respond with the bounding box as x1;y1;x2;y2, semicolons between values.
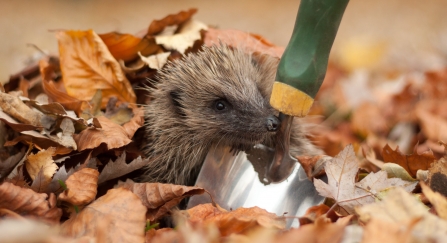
188;0;349;228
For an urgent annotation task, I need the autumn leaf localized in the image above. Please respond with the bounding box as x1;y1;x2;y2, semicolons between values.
58;168;99;205
0;149;25;180
273;216;349;243
146;9;197;36
0;91;43;127
314;144;417;214
155;19;208;54
118;180;205;221
139;52;171;70
0;110;39;132
0;182;62;224
74;116;132;151
98;152;148;184
356;187;447;241
186;203;286;237
61;188;146;242
99;32;160;62
57;30;136;107
382;144;435;177
26;147;58;190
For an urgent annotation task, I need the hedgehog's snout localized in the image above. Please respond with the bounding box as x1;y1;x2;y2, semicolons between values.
266;115;280;132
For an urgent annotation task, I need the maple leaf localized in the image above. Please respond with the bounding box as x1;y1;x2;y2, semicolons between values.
382;144;435;177
314;144;417;214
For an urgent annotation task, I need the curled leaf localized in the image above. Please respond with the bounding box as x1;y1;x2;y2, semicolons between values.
26;147;58;189
0;182;62;224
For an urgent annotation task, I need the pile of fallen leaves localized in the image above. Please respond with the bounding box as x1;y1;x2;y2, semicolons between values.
1;8;447;243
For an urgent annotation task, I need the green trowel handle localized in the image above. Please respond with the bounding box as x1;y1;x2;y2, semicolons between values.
270;0;349;117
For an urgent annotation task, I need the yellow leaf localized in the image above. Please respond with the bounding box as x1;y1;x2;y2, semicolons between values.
26;147;58;189
57;30;136;107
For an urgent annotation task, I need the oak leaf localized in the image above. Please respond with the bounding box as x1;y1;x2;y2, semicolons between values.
356;187;447;241
57;30;136;107
59;168;99;205
61;188;146;242
26;147;58;190
118;180;205;221
314;145;417;214
98;152;148;184
382;144;435;177
0;182;62;224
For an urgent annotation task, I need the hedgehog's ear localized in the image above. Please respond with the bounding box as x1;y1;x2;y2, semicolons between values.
169;90;186;117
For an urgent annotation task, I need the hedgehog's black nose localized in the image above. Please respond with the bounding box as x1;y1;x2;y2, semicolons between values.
266;115;280;132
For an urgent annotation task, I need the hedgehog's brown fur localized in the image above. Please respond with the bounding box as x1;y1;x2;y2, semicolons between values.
141;44;321;185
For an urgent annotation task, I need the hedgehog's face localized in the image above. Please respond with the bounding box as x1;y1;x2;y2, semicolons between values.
167;78;280;150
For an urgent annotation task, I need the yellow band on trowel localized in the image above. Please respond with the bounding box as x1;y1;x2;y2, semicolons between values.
269;82;314;117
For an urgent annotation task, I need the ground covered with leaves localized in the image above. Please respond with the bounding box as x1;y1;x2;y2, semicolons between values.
1;8;447;243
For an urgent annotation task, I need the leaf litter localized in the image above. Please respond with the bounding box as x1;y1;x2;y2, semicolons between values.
0;7;447;243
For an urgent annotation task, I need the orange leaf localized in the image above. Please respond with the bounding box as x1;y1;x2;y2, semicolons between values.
147;9;197;36
39;58;86;114
382;144;435;177
187;204;285;237
74;116;132;151
118;180;205;221
57;30;136;107
59;168;99;205
61;188;146;242
0;182;62;224
274;216;349;243
99;32;160;62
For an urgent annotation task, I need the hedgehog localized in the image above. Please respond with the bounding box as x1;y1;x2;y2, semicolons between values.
140;44;321;185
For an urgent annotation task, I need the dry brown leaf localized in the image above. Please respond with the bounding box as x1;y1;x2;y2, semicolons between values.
26;147;58;189
0;91;42;126
274;216;348;243
356;187;447;241
99;32;160;62
298;204;337;225
118;180;205;221
416;105;447;142
98;153;148;184
314;145;417;214
296;155;330;179
0;110;40;132
59;168;99;205
5;130;73;155
204;28;285;58
186;204;285;237
57;30;136;107
146;228;181;243
147;8;197;36
61;188;146;242
0;182;62;224
155;19;207;54
420;182;447;220
0;149;25;180
74;115;132;151
39;58;87;114
139;52;171;70
382;144;435;177
361;218;415;243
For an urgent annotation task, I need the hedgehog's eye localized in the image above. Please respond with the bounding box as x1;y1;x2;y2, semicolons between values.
214;99;228;111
